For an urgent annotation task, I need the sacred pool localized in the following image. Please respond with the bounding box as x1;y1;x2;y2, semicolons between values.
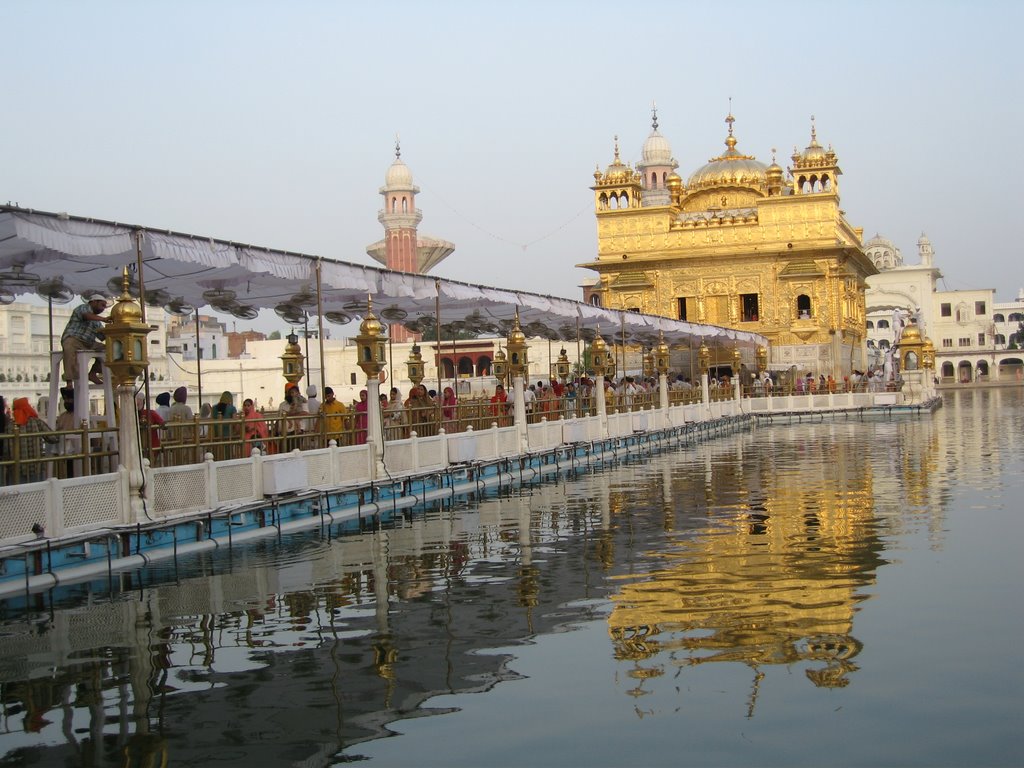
0;388;1020;767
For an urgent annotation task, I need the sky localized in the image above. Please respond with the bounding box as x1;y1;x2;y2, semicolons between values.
4;0;1022;334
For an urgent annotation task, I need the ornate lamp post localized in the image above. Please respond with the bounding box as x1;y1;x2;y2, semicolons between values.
555;348;571;382
697;341;711;376
406;343;425;386
355;298;388;476
492;345;508;384
104;267;152;521
280;331;305;387
731;345;743;400
756;344;768;375
697;341;712;409
642;349;654;379
590;332;610;435
655;332;670;412
922;337;936;397
506;312;530;448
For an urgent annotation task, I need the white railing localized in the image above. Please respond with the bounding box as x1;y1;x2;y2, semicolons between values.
2;389;934;548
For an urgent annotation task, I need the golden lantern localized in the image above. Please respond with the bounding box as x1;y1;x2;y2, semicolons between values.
922;338;936;370
898;319;925;372
406;343;425;385
507;311;529;378
591;333;608;377
105;268;152;387
280;331;305;386
355;297;388;378
654;332;670;375
697;341;711;374
492;345;508;382
731;345;742;371
555;348;571;381
642;349;654;378
756;344;768;372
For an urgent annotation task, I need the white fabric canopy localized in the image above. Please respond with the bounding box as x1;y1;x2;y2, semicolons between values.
0;206;767;350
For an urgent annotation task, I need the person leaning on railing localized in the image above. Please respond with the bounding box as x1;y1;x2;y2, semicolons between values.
321;387;350;446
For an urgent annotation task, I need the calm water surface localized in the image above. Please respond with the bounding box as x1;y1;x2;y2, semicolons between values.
1;389;1022;767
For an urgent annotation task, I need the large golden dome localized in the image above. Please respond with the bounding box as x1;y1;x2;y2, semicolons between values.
687;114;767;192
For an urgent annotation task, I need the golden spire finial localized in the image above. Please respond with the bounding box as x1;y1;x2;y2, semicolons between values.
613;135;620;163
810;115;818;145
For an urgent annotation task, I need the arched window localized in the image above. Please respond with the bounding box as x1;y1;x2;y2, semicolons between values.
391;197;397;213
589;294;602;307
599;193;609;211
995;334;1006;345
477;356;492;376
877;319;890;329
1010;313;1023;322
866;320;874;329
458;356;474;376
619;192;629;208
796;294;812;319
650;172;657;189
402;197;408;213
941;362;954;378
879;339;890;350
441;359;455;378
994;313;1005;323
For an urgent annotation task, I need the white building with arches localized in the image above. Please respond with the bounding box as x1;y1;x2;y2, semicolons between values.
865;234;1023;383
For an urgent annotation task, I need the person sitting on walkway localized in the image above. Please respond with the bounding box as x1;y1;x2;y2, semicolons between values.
61;294;111;388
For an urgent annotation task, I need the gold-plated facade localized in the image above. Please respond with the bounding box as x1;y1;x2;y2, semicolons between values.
105;267;151;387
582;113;877;378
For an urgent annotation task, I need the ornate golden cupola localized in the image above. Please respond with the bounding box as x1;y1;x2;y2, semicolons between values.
593;136;642;213
790;116;841;196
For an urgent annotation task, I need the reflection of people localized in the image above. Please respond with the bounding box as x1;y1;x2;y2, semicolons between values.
61;294;111;387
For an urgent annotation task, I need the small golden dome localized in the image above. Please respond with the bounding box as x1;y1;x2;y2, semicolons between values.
901;322;922;341
110;295;143;325
686;113;767;192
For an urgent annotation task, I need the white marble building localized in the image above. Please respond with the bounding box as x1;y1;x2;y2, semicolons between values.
865;234;1023;383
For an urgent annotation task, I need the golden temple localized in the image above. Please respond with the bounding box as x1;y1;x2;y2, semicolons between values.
580;110;877;378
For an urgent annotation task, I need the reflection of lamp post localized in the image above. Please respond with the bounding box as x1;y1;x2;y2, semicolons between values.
105;267;152;521
756;344;768;374
406;343;424;386
355;298;388;477
280;332;304;387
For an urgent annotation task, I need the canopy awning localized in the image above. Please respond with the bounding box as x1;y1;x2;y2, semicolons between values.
0;206;767;350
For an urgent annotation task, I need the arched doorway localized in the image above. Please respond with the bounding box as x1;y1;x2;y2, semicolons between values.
998;357;1023;382
941;361;955;381
958;361;973;383
976;360;990;381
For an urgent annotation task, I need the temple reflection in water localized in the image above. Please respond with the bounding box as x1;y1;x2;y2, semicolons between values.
0;394;995;765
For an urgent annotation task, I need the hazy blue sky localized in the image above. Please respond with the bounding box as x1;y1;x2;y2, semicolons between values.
4;0;1022;332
